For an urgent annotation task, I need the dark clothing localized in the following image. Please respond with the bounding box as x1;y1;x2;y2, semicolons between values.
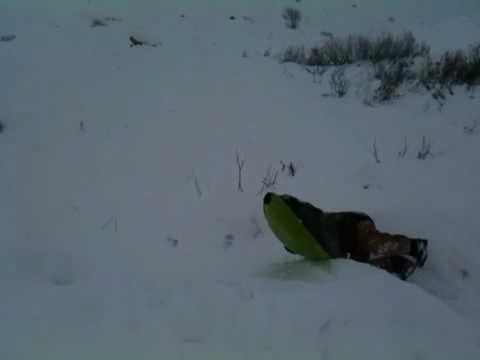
278;194;417;276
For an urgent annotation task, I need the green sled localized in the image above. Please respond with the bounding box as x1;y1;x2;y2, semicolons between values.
263;192;330;261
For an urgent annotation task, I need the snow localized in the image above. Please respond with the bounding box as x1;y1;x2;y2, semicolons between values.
2;0;480;358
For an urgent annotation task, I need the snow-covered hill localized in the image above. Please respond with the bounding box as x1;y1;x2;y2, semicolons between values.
2;1;480;358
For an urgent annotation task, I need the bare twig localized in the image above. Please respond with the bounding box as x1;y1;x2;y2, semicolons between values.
372;138;381;164
464;119;478;135
398;136;408;158
288;162;296;177
431;88;446;111
194;176;202;198
91;18;107;27
236;152;245;192
101;216;113;230
280;161;296;176
417;136;432;160
257;165;279;196
250;217;263;239
330;67;349;97
304;65;327;84
166;236;179;247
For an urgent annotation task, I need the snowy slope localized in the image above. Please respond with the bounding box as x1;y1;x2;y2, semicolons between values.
2;1;480;359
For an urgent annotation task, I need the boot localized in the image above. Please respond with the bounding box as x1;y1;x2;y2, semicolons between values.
410;239;428;267
391;256;417;280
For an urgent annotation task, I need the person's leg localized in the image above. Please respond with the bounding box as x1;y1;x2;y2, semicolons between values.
356;221;412;260
355;220;428;267
370;256;417;280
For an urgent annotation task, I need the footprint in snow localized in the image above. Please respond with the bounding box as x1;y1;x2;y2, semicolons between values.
224;234;234;249
166;236;179;248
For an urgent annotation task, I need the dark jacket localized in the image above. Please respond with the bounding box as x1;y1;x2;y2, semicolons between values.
279;194;374;259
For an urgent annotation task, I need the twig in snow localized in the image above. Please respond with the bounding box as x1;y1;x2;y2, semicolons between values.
372;138;381;164
194;175;202;198
101;216;113;230
417;136;432;160
398;136;408;158
280;161;297;177
464;119;478;135
166;236;179;248
304;65;327;84
257;165;279;196
129;36;160;48
250;217;263;239
91;18;107;27
236;152;245;192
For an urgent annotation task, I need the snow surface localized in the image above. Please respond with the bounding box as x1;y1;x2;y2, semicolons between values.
2;0;480;359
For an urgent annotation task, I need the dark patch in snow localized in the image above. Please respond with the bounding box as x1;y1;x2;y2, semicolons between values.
90;16;121;28
0;120;5;133
242;16;255;24
320;31;334;39
0;34;16;42
50;269;76;287
224;234;234;249
251;217;263;239
463;120;478;135
91;19;107;28
104;16;121;22
129;36;160;48
460;268;470;279
318;318;332;334
229;16;236;20
167;236;179;248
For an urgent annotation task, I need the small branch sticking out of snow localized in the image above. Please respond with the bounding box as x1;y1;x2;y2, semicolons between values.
398;136;408;158
464;120;478;135
101;216;113;230
236;151;245;192
417;136;432;160
101;216;118;232
250;217;263;239
372;138;381;164
304;65;327;84
166;236;179;248
257;165;279;196
129;36;161;48
194;174;202;198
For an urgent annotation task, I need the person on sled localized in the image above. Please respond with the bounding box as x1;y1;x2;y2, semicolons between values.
263;192;428;280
